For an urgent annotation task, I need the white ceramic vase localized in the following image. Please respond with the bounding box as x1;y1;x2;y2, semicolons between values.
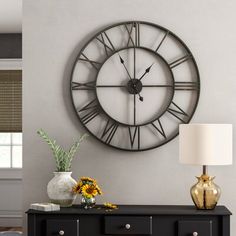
47;172;77;207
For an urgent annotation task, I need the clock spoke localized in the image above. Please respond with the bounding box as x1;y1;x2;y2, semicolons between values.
72;83;127;90
134;46;136;79
142;84;173;88
96;85;126;88
134;94;136;125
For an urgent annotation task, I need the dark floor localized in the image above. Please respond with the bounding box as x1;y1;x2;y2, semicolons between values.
0;228;22;232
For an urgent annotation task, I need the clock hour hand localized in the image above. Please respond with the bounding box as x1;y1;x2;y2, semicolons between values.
138;63;154;81
119;55;132;80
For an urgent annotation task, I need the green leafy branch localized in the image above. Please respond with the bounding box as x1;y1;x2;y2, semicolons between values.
37;129;88;172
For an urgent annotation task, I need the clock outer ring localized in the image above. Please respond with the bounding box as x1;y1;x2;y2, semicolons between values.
70;21;201;152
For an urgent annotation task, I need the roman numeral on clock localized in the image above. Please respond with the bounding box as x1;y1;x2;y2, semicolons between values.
174;81;200;91
101;119;119;144
167;102;188;123
79;53;102;71
169;54;192;69
78;99;101;125
72;81;95;90
155;31;169;52
128;126;140;149
96;32;116;56
125;22;140;47
151;119;166;139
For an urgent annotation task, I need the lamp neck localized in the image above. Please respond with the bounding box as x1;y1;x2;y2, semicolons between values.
203;165;208;175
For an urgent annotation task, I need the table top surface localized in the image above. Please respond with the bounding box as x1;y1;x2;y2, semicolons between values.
26;205;232;216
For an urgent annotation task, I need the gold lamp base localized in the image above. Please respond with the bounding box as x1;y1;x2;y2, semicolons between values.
191;174;221;210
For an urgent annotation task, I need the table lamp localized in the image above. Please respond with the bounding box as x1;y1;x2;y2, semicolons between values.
179;124;232;210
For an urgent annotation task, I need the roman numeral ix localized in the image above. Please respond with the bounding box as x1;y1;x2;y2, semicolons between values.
72;81;95;90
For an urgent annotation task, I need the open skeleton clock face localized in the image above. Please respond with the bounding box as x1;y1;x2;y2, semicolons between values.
70;21;200;151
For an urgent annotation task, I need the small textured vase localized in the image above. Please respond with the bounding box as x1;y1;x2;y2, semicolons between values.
81;196;96;209
191;174;221;210
47;172;77;207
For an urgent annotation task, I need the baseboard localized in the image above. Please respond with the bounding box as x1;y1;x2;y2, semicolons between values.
0;211;22;227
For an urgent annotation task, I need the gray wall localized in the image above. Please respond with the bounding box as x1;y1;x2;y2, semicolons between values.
0;169;22;226
23;0;236;234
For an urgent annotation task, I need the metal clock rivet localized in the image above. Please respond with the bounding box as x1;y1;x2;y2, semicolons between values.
59;230;65;235
193;232;198;236
125;224;131;230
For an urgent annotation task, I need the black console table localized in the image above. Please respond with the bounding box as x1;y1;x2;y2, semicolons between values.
26;205;231;236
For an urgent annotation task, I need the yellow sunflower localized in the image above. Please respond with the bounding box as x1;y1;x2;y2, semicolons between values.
81;176;96;184
72;181;82;194
81;184;98;198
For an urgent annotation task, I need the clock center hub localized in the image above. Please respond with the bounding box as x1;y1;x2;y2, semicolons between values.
127;79;143;94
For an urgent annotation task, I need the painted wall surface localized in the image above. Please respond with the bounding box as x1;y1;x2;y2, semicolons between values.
0;179;22;226
23;0;236;233
0;0;22;33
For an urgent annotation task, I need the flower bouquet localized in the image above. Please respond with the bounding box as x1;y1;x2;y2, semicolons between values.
73;177;102;209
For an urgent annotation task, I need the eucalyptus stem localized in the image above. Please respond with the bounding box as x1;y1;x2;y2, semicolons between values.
37;129;88;172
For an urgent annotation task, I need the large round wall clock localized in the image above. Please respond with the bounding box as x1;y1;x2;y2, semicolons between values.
70;21;200;151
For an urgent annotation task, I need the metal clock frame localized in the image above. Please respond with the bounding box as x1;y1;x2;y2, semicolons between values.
70;21;200;152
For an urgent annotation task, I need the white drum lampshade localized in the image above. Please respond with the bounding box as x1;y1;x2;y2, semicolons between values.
179;124;232;166
179;124;233;210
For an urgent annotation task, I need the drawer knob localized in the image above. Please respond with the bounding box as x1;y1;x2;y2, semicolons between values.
59;230;65;236
193;232;198;236
125;224;131;230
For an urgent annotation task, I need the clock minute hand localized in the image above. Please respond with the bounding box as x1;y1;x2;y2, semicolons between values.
119;55;132;80
138;63;154;81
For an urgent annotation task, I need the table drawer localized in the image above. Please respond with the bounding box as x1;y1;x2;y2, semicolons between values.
104;216;152;235
178;220;212;236
46;219;79;236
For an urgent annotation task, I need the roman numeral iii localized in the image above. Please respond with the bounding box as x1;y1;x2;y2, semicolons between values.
174;82;200;91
